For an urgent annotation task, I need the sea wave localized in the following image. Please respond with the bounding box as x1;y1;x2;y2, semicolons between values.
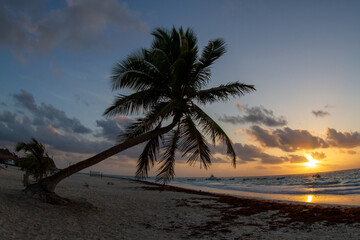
170;168;360;196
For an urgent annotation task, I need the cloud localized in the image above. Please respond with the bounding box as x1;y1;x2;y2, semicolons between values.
245;125;279;148
286;155;307;163
213;143;285;164
0;91;153;168
0;110;148;159
0;111;35;143
95;119;122;141
211;156;229;164
269;127;329;151
245;126;360;153
35;124;111;153
233;143;263;162
13;89;91;134
309;151;326;160
324;104;334;109
326;128;360;148
114;115;134;127
219;102;287;127
254;165;267;170
0;110;17;123
13;89;38;112
94;116;133;142
0;0;148;59
0;110;110;154
0;90;123;155
259;155;285;164
312;110;330;118
246;125;329;152
347;150;357;155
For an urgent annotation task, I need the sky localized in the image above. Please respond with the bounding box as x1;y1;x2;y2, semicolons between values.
1;0;360;177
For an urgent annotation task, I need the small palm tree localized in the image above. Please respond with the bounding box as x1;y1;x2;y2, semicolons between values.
31;26;255;198
16;138;56;182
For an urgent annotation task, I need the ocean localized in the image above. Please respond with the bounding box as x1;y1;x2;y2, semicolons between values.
114;168;360;206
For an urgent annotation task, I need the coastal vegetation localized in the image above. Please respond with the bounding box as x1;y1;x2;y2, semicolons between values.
24;26;255;203
15;138;56;184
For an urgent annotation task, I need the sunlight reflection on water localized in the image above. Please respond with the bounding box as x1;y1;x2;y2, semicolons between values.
170;183;360;206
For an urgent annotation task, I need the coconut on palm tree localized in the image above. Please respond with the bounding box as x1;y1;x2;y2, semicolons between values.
16;138;56;184
27;26;255;202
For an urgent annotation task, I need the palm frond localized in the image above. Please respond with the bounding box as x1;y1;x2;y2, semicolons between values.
15;142;28;152
16;138;55;181
190;104;237;166
190;39;226;88
170;58;187;89
119;118;155;141
150;48;171;76
136;134;161;179
16;138;45;159
179;116;211;169
184;28;198;51
151;28;171;50
156;127;180;183
119;100;182;141
193;82;255;104
111;50;163;91
103;89;164;117
168;29;199;89
151;27;180;63
199;39;226;68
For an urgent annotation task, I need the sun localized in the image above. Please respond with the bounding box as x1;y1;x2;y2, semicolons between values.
306;195;314;203
304;154;319;168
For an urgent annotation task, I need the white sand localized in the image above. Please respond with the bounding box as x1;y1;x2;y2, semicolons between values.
1;165;359;239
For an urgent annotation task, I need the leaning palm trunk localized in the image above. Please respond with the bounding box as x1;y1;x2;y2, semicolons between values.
25;118;178;201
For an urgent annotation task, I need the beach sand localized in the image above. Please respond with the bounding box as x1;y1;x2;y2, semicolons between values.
1;166;360;239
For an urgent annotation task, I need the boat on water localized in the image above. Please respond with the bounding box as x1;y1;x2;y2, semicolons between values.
206;174;219;181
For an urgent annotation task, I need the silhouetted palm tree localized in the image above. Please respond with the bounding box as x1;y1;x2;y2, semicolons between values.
31;26;255;199
16;138;56;182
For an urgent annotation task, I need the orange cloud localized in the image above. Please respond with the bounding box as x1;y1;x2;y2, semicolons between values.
326;128;360;148
245;125;329;152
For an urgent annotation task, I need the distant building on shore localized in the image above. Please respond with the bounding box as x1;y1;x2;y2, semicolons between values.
0;148;18;165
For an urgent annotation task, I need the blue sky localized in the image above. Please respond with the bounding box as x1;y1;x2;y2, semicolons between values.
1;0;360;177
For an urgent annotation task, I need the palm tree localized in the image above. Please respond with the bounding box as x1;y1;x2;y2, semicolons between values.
29;26;255;201
16;138;56;182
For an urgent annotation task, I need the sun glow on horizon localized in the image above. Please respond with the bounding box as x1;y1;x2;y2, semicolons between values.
304;154;319;168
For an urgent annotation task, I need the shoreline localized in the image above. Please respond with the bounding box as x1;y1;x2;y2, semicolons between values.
168;183;360;207
130;177;360;209
105;174;360;207
1;166;360;239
